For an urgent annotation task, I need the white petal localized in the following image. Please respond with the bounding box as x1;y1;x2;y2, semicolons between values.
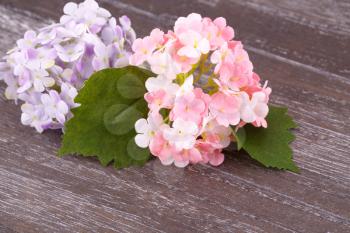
21;113;32;125
252;92;266;103
17;82;32;94
41;94;52;106
167;83;180;96
56;113;66;124
159;155;174;166
21;104;34;113
180;120;198;135
240;92;250;104
254;103;269;118
241;106;255;123
43;77;55;87
179;32;196;46
148;113;163;129
57;101;69;115
210;50;221;64
178;46;200;58
174;160;189;168
33;123;44;133
230;112;241;126
45;106;56;117
63;2;77;15
198;39;210;54
42;59;55;69
163;128;176;142
135;118;149;133
180;136;196;149
34;79;45;92
176;75;194;97
5;86;17;100
145;77;162;92
135;134;150;148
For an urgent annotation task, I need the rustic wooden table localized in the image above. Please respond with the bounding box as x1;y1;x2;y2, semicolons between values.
0;0;349;232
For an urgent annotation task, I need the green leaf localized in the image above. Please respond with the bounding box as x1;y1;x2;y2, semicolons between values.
233;127;246;151
117;72;146;99
58;66;153;169
236;106;299;173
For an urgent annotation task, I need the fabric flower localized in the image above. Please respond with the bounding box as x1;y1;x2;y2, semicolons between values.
131;13;271;168
171;91;206;124
177;30;210;59
163;118;198;150
240;92;269;128
209;92;241;127
21;103;51;133
135;114;164;148
41;90;69;125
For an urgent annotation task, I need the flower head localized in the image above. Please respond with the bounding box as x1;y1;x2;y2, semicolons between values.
0;0;136;133
131;13;271;168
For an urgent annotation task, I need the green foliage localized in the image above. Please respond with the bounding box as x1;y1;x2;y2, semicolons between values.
59;66;153;168
233;127;246;151
235;106;299;173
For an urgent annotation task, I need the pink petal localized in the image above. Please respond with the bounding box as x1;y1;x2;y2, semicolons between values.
209;152;225;166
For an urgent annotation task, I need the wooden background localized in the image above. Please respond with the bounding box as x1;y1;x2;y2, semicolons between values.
0;0;349;232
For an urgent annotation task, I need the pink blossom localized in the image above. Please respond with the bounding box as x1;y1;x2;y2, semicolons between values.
214;42;253;90
212;17;234;45
145;89;173;112
149;132;176;166
171;91;206;124
219;63;251;90
197;141;225;166
167;39;199;73
202;119;232;148
173;147;202;167
201;17;219;48
211;42;235;73
129;14;272;168
177;30;210;59
174;13;203;35
130;36;157;65
163;118;198;150
135;114;164;148
150;28;165;46
209;92;241;127
240;91;269;128
147;52;180;79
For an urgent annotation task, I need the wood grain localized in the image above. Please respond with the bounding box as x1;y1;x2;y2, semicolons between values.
0;1;349;233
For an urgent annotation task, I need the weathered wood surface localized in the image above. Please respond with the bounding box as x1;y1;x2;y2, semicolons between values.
0;0;349;232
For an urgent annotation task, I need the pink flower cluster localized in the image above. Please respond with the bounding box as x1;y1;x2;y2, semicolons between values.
130;13;271;167
0;0;135;132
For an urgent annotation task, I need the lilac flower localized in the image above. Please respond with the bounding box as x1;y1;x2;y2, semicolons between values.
119;16;136;44
0;0;136;133
101;18;123;45
60;0;111;33
41;90;69;125
21;103;52;133
32;70;55;93
16;31;37;49
60;83;79;109
54;40;85;63
92;42;112;70
37;29;57;45
25;47;57;70
61;68;77;84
